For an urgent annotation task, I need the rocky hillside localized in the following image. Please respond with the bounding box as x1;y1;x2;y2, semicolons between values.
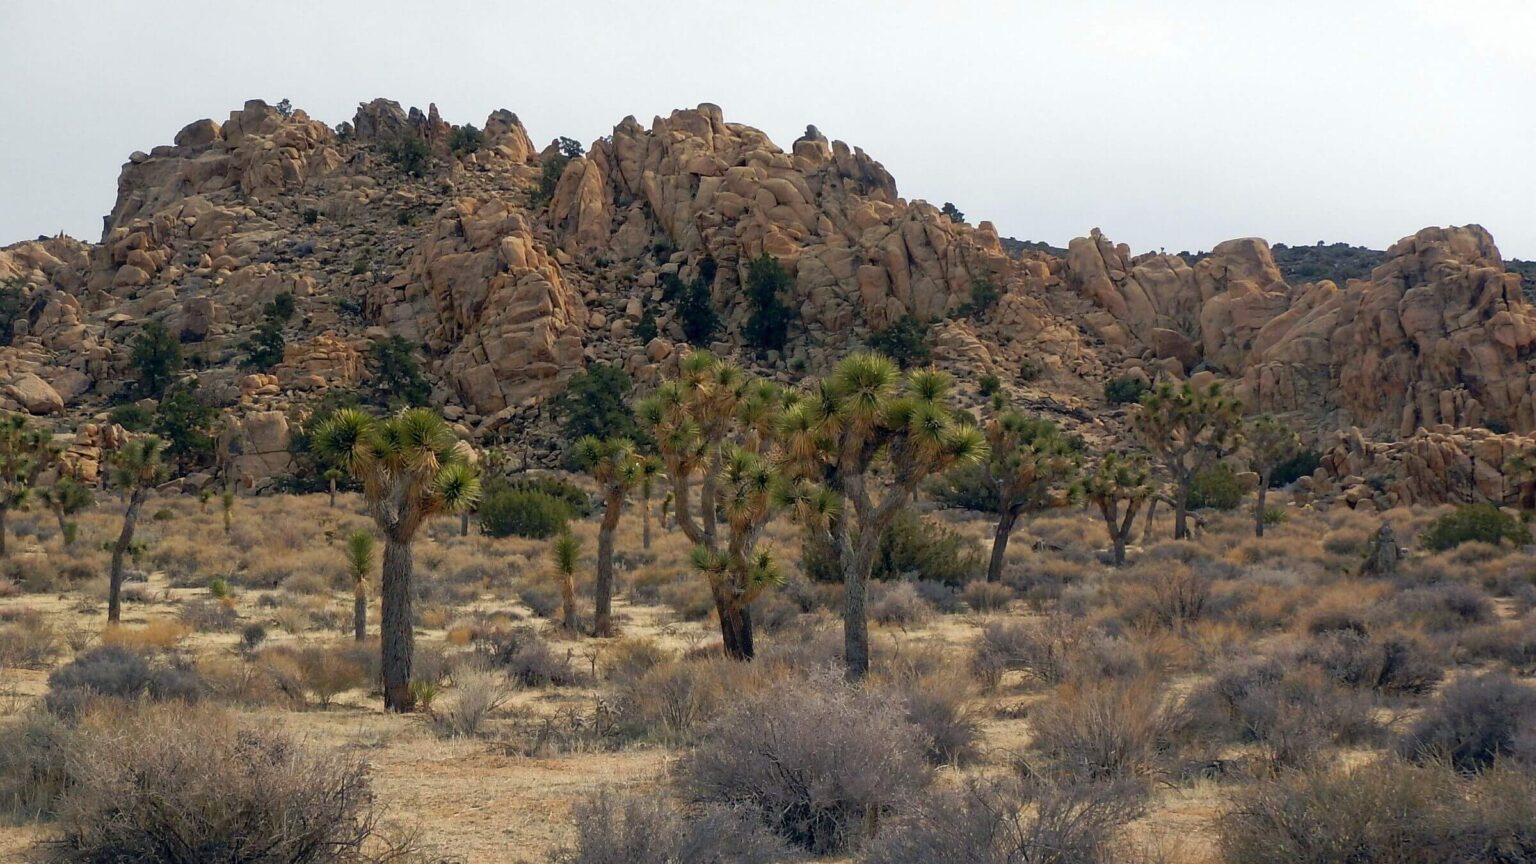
3;97;1534;511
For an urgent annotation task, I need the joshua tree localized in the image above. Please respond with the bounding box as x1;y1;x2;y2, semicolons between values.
574;436;642;638
1245;414;1302;538
108;436;167;623
0;412;56;556
324;467;344;508
551;530;582;632
1131;380;1243;540
312;407;481;711
637;455;663;551
1083;452;1153;566
974;406;1078;582
39;475;93;548
345;530;375;641
220;490;235;534
638;352;812;660
780;353;986;678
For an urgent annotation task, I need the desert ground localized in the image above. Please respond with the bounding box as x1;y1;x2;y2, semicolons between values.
3;484;1535;863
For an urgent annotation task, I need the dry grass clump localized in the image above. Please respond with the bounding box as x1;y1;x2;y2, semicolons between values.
867;773;1144;864
560;790;789;864
0;608;58;669
971;614;1142;691
869;581;933;627
615;656;764;744
429;667;509;738
473;625;584;687
1217;759;1536;864
48;702;407;864
678;671;930;854
1027;675;1184;784
99;619;190;651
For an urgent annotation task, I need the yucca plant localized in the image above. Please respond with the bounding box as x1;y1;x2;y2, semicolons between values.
573;436;642;637
1131;380;1243;540
312;407;481;711
1245;414;1302;538
108;436;167;623
0;412;57;556
345;530;375;640
779;352;986;678
220;490;235;534
637;455;663;551
974;405;1079;582
39;475;93;548
1082;452;1153;566
638;352;818;660
551;530;582;632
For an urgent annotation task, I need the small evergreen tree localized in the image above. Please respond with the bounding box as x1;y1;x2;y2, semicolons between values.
549;364;640;447
868;315;932;369
743;254;794;352
130;321;183;398
0;413;56;556
345;531;375;641
449;124;483;155
677;275;721;347
152;381;217;472
940;202;965;224
367;336;431;409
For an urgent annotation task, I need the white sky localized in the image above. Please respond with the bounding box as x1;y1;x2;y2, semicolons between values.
2;0;1533;258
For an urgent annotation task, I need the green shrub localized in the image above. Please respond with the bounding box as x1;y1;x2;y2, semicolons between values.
477;483;576;539
301;208;319;225
634;307;658;343
954;278;1000;320
977;374;1002;397
670;264;720;347
1421;504;1529;552
366;336;430;408
1270;448;1322;487
108;404;153;432
503;475;593;518
1018;356;1044;381
1104;375;1149;405
129;321;183;398
549;364;640;447
152;380;218;470
1187;463;1244;510
381;133;430;176
804;507;982;586
743;254;794;352
449;124;483;155
0;280;26;347
868;315;932;369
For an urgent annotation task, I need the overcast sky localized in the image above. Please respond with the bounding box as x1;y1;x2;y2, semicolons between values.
2;1;1533;259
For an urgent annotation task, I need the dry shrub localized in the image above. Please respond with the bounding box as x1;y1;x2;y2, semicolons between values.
99;619;189;651
1002;555;1095;607
1217;759;1536;864
961;580;1014;613
1397;671;1536;772
679;671;930;854
194;655;304;709
474;626;583;687
295;644;369;707
601;637;671;683
1114;561;1212;630
179;598;239;632
1184;658;1379;771
1296;628;1444;695
560;790;789;864
430;668;508;738
615;657;758;743
1027;676;1181;784
0;708;74;821
0;609;58;669
971;615;1141;690
627;566;675;605
660;577;714;621
877;663;981;765
866;774;1142;864
1391;583;1495;632
1457;618;1536;669
52;702;392;863
518;584;562;619
44;645;206;719
869;581;932;627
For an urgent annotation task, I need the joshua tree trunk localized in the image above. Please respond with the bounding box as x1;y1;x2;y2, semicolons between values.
594;491;622;637
328;477;337;508
1100;498;1142;567
843;536;878;679
0;506;8;557
1173;472;1191;540
108;489;146;624
986;509;1019;583
380;538;415;712
460;511;470;537
353;579;366;641
641;497;652;551
1142;496;1160;544
1254;470;1272;538
714;584;755;660
561;573;578;632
